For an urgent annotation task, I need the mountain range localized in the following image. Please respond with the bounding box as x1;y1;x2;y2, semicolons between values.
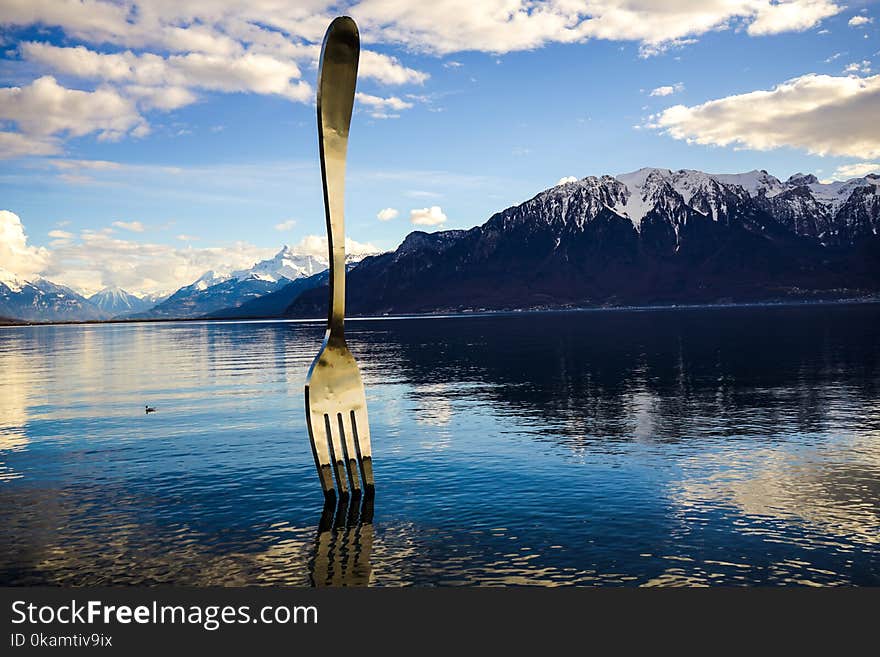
0;246;335;322
2;168;877;324
88;286;164;316
286;167;880;316
1;267;109;322
127;246;334;319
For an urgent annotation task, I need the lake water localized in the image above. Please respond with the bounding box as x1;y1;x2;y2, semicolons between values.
1;304;878;586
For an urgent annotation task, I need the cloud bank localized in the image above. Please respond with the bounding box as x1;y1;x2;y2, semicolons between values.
1;210;377;297
0;1;847;156
0;210;51;280
649;73;880;159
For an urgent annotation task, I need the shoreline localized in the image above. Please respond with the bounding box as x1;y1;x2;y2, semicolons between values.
2;294;878;329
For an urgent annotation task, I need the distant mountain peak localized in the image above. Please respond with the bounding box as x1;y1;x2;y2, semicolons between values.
231;247;326;283
0;272;108;322
88;286;154;315
787;173;819;186
0;266;25;293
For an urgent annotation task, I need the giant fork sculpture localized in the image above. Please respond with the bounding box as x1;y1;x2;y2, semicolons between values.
305;16;374;500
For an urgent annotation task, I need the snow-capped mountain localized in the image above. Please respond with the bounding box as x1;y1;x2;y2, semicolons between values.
182;270;230;292
88;286;156;316
557;167;879;241
206;269;331;319
0;268;108;322
231;245;326;283
0;267;24;293
135;245;377;319
287;167;880;316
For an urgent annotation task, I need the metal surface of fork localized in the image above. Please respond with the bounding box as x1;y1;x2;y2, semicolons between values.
304;16;374;500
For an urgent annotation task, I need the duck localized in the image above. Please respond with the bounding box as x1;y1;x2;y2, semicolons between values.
145;405;157;414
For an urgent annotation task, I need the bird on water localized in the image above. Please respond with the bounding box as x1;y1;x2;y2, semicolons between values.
145;405;156;414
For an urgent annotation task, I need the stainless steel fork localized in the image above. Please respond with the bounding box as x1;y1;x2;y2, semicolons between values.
304;16;374;500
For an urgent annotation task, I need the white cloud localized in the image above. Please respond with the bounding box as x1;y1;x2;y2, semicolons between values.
556;176;578;185
0;0;135;47
20;42;133;81
274;219;297;231
1;2;845;64
0;76;148;142
0;211;283;295
351;0;841;54
173;51;310;100
747;0;841;35
848;16;873;27
649;83;684;97
649;73;880;159
0;1;850;156
410;206;447;226
125;84;198;110
290;234;379;259
112;220;145;232
356;92;413;118
0;131;60;159
377;207;399;221
637;38;697;58
21;43;311;104
176;234;200;241
43;232;278;296
359;50;428;85
830;162;879;179
45;158;126;182
844;60;872;74
57;173;96;185
49;158;123;171
0;210;51;280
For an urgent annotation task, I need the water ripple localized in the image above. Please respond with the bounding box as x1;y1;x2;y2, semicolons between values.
1;304;878;585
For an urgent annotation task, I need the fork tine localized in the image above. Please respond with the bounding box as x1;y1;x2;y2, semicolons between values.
338;412;362;492
324;413;349;496
351;407;374;490
306;405;336;498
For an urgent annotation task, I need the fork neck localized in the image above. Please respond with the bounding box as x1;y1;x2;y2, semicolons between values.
321;129;347;341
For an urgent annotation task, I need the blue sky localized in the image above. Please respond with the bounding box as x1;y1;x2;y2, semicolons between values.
0;1;878;295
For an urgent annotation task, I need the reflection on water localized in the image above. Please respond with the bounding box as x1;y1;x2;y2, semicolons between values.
0;304;878;585
310;494;374;587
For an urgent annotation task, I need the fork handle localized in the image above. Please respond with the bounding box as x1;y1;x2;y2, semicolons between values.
317;16;359;339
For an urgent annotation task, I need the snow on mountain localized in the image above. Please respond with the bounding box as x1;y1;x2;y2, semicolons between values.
807;174;879;213
231;245;326;283
88;286;155;315
601;167;879;243
0;273;108;322
134;244;382;320
0;266;25;293
715;170;785;197
614;168;670;225
184;270;230;292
